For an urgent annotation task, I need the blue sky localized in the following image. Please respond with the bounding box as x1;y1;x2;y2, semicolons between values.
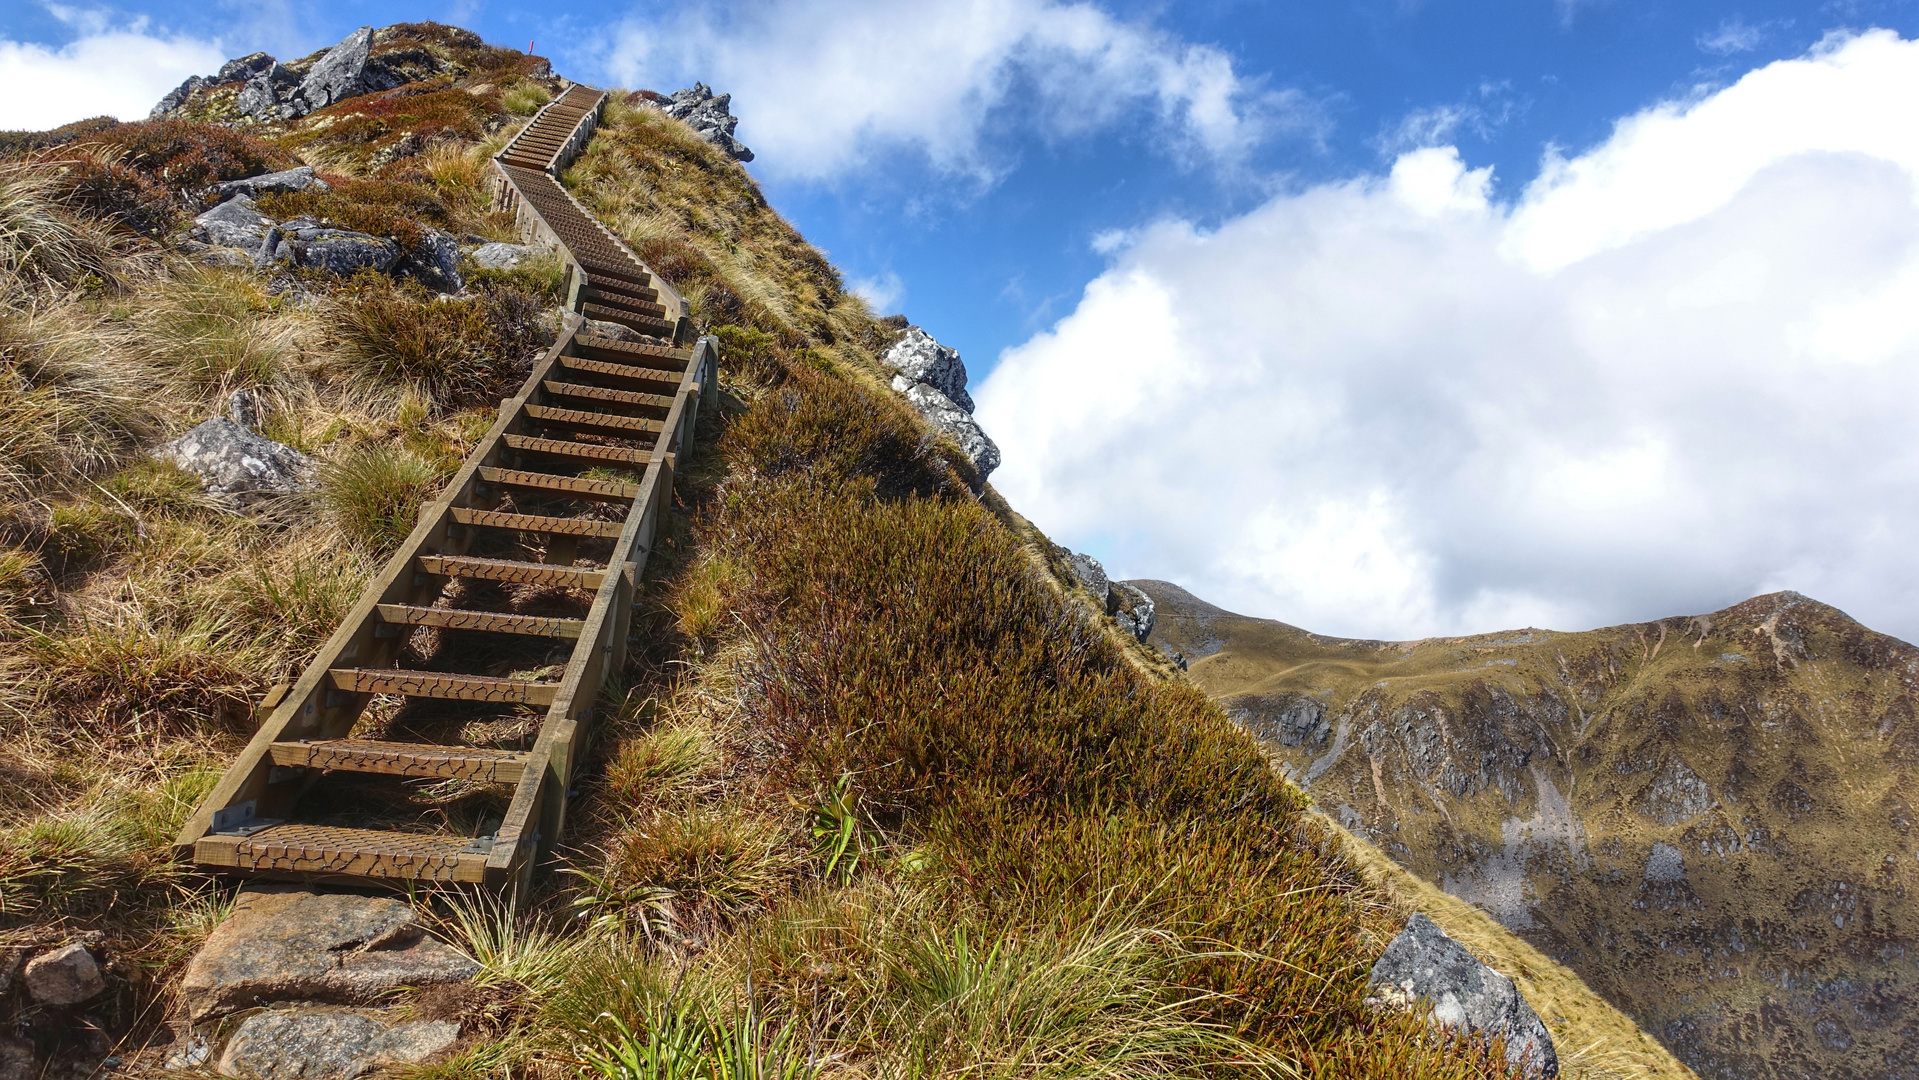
8;2;1919;641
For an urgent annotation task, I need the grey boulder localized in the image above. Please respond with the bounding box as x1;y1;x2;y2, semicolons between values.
883;326;973;411
1368;914;1558;1076
215;1007;459;1079
293;26;374;115
903;383;1000;488
151;75;211;117
155;417;312;506
263;220;400;275
658;83;754;162
1066;550;1111;608
216;52;277;85
398;227;463;293
194;194;274;250
467;241;542;270
23;942;105;1006
210;166;328;201
180;886;477;1021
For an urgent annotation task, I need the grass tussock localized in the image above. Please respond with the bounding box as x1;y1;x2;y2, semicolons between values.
0;159;124;290
322;272;555;405
317;440;449;554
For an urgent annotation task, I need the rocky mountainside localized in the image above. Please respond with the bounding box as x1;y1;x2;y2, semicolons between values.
1136;581;1919;1080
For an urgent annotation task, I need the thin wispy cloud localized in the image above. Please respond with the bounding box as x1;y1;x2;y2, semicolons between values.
597;0;1321;183
1699;17;1766;55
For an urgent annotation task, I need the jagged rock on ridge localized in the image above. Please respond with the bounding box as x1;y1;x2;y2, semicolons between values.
209;166;329;201
1368;914;1559;1077
262;220;402;275
155;417;313;506
1066;550;1112;609
1112;581;1156;642
883;326;973;411
215;1007;459;1079
194;194;275;250
655;83;754;162
180;886;477;1021
397;227;463;293
23;942;105;1006
294;26;375;116
217;53;278;85
467;241;542;270
903;383;1000;488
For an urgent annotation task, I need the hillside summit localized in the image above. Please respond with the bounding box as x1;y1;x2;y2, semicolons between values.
1139;581;1919;1080
0;21;1687;1079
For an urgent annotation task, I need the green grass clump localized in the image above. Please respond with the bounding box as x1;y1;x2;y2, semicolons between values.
502;82;553;117
324;273;553;405
317;441;447;554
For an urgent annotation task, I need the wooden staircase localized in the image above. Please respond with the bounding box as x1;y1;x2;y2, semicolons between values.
176;84;716;891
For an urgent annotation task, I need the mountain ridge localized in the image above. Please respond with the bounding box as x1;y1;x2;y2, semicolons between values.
1136;579;1919;1080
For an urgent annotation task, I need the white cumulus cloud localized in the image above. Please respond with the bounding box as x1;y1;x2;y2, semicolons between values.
599;0;1308;181
0;17;224;130
975;29;1919;642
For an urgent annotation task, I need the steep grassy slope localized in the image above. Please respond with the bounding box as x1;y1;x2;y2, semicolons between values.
0;24;1677;1075
1139;580;1918;1080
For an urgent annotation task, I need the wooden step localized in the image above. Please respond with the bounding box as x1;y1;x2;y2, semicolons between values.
581;289;668;319
503;434;651;466
416;554;605;589
573;335;693;369
572;258;649;286
581;303;673;336
524;405;663;437
585;274;659;304
541;380;672;412
328;668;558;705
197;824;487;882
269;739;529;782
376;603;585;638
477;466;641;501
557;355;682;390
449;506;628;538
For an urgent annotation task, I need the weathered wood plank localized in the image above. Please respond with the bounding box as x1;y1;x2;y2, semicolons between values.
416;554;604;588
448;506;627;538
269;739;529;782
375;603;585;638
476;466;640;501
503;434;651;466
327;668;558;705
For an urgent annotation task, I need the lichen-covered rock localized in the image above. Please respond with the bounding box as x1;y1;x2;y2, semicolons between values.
194;194;275;250
397;227;463;293
883;326;973;412
655;83;754;162
467;241;542;270
180;886;477;1021
1368;914;1558;1076
293;26;375;115
902;383;1000;488
215;1007;459;1079
155;417;313;506
151;74;212;117
1113;581;1156;642
23;942;105;1006
263;220;401;275
209;166;329;201
1066;550;1112;609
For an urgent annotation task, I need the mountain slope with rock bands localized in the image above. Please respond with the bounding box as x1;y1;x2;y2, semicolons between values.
1136;580;1919;1080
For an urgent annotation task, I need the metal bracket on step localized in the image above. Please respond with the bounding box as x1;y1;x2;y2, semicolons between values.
210;801;285;836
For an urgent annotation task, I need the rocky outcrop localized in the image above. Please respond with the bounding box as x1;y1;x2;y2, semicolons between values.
151;25;469;124
214;1007;460;1079
155;414;313;507
1369;914;1559;1077
292;26;375;116
194;195;276;250
180;887;476;1022
1053;547;1155;643
208;166;329;201
651;84;754;162
256;220;401;276
881;326;999;487
396;226;463;293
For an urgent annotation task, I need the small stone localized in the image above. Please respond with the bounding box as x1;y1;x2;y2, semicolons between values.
215;1007;458;1079
156;417;312;507
181;887;477;1022
24;942;106;1006
1368;914;1559;1077
467;241;542;270
165;1032;212;1070
0;1035;36;1076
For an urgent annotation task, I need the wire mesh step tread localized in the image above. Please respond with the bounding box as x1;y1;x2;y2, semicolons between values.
416;553;606;588
269;738;531;781
557;355;684;389
502;434;653;466
524;404;665;436
541;380;673;411
581;290;668;319
573;334;693;364
477;466;642;500
375;603;586;638
327;667;559;705
196;824;489;882
449;505;630;538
